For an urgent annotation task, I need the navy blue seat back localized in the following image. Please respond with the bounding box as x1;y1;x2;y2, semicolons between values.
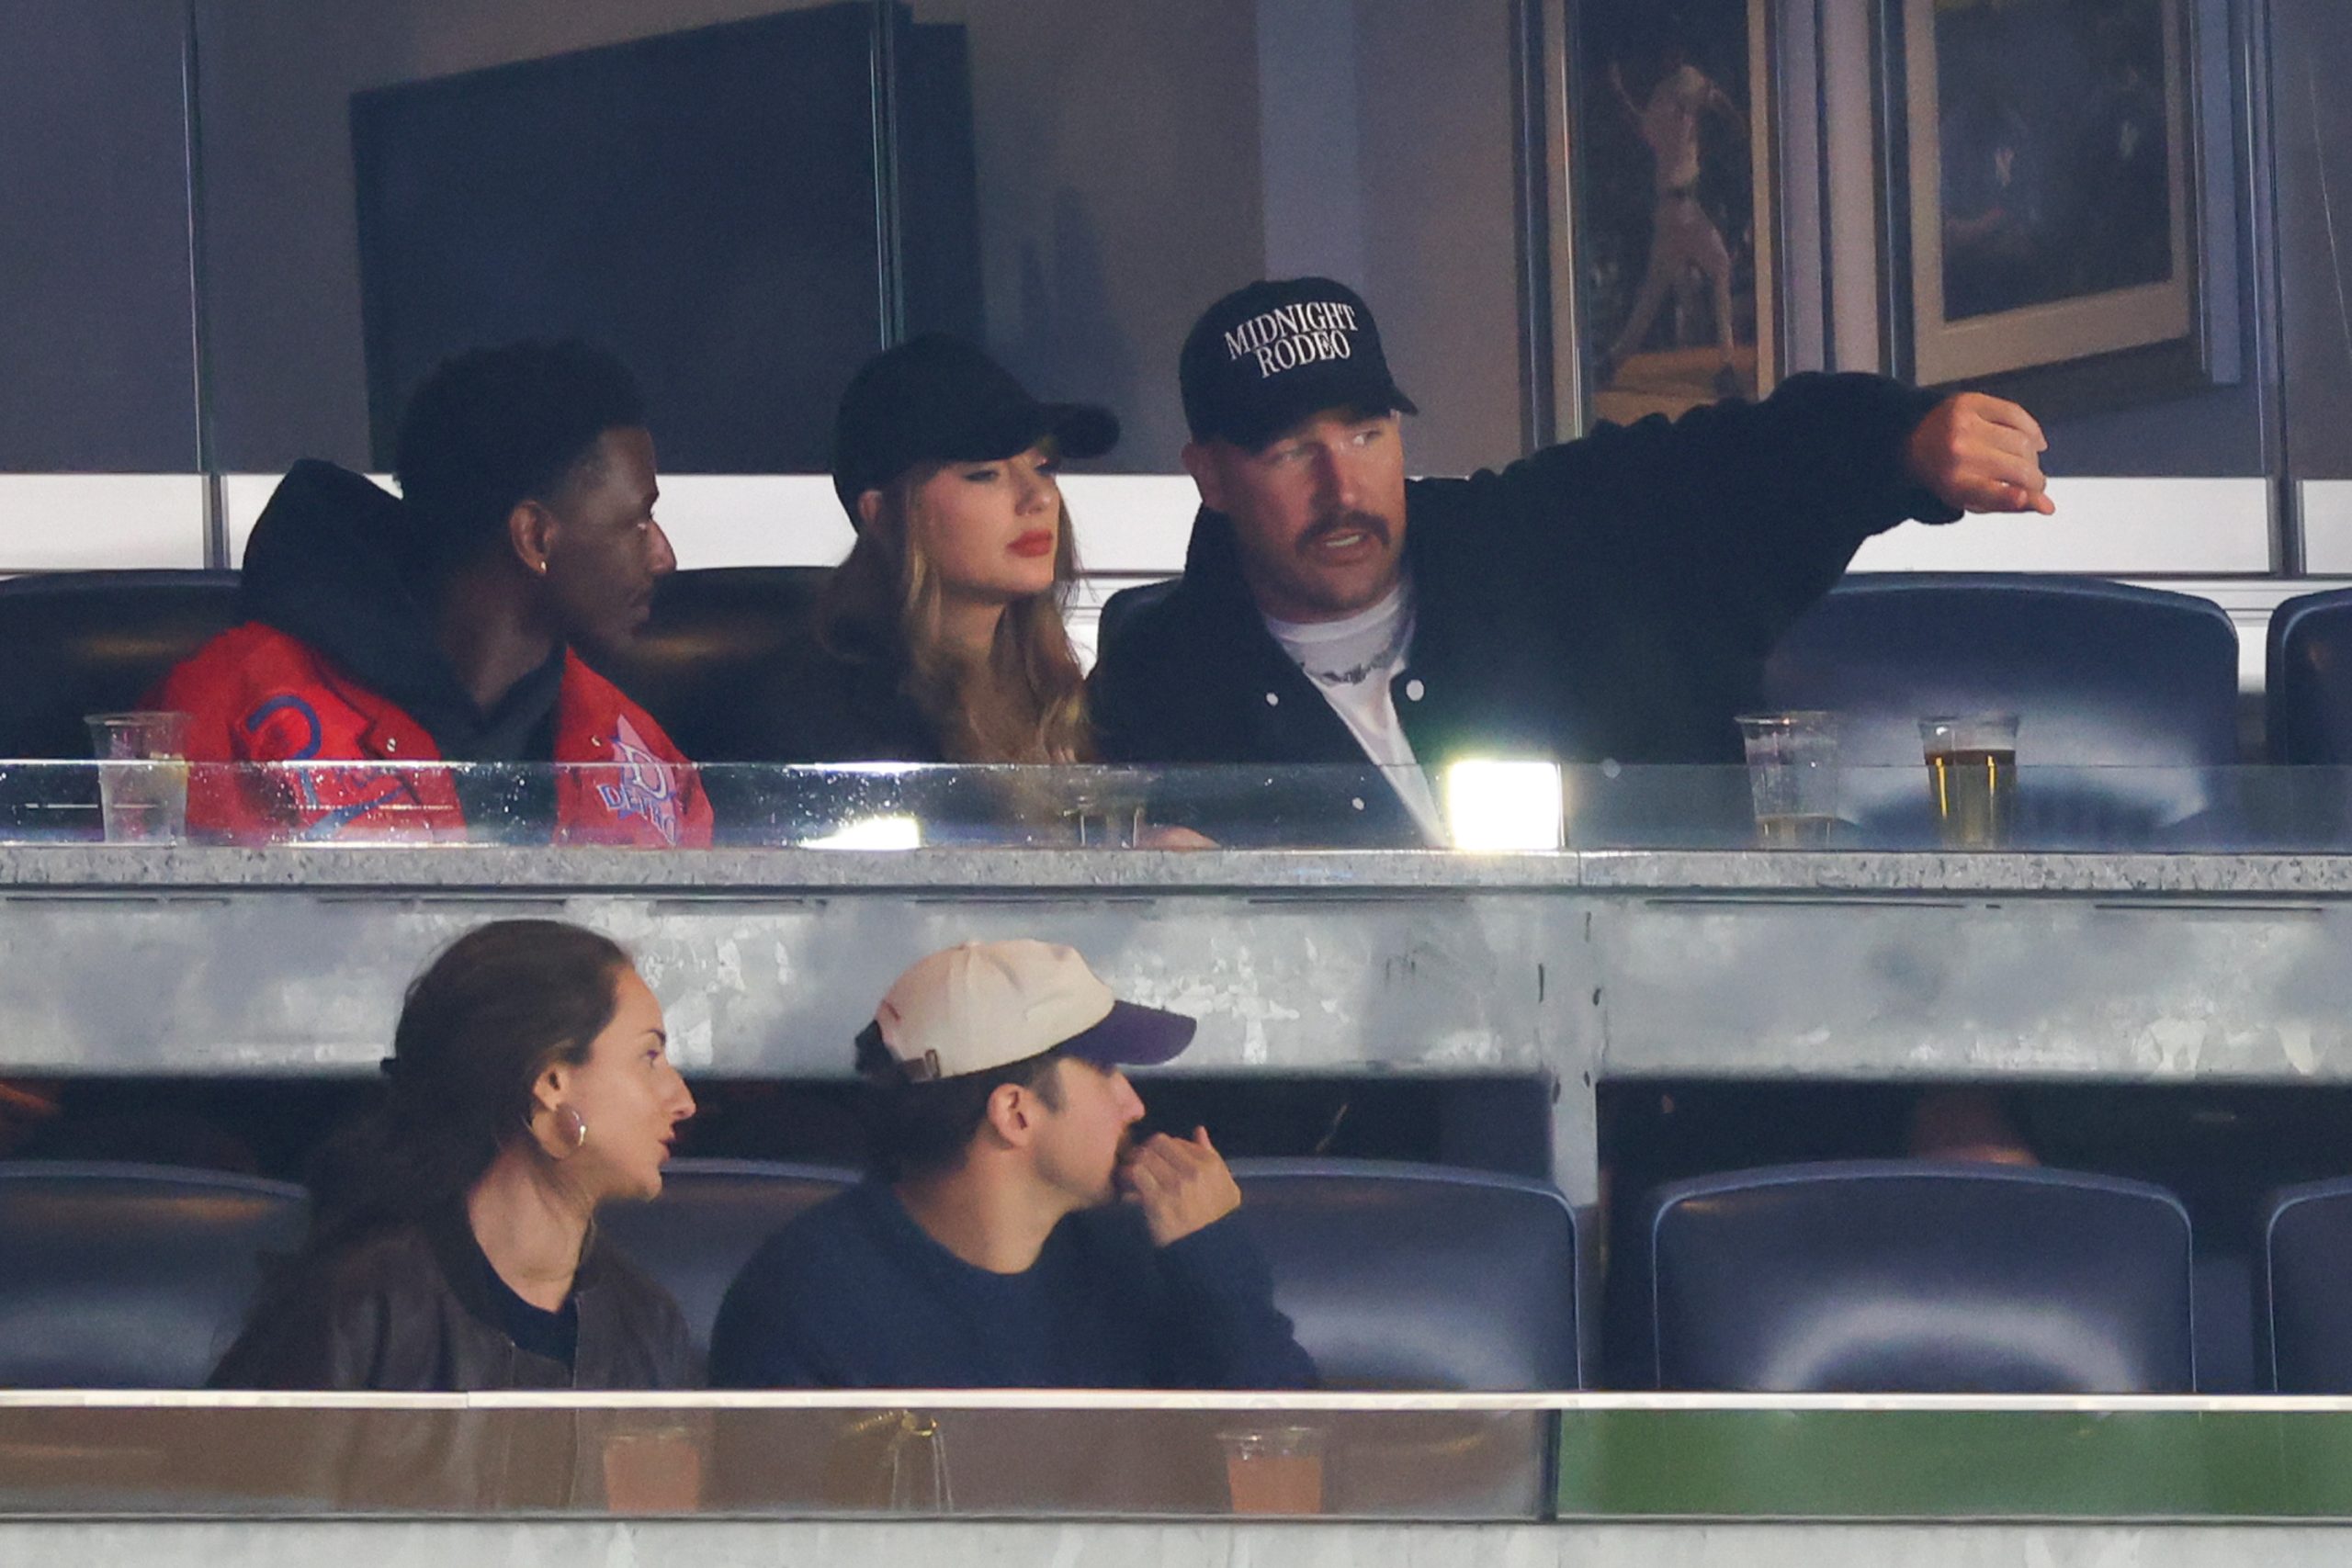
1229;1158;1582;1391
587;566;831;762
0;1162;308;1388
1762;574;2240;843
2256;1176;2352;1392
1638;1160;2195;1393
0;570;243;760
596;1158;857;1358
2267;589;2352;764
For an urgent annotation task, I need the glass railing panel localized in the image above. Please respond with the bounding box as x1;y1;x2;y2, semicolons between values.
12;761;2352;854
0;1394;1548;1520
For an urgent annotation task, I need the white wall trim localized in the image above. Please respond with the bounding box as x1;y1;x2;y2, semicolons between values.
2299;480;2352;574
0;476;209;572
1849;477;2274;574
5;471;2281;587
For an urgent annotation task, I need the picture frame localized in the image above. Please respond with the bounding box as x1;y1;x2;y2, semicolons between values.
1886;0;2204;401
1545;0;1782;433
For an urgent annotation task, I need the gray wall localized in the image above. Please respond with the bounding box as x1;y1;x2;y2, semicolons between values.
1356;0;1529;478
2270;0;2352;482
1;0;2344;495
0;0;198;471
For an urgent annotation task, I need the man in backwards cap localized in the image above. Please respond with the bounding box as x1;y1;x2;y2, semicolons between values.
1091;276;2055;843
709;941;1315;1389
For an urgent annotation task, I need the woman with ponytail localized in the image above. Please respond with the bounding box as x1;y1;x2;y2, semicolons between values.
211;919;699;1390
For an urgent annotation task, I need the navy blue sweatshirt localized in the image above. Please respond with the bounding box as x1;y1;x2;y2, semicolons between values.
707;1180;1318;1390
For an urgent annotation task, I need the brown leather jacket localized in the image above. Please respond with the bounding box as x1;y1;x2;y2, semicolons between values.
210;1207;697;1392
206;1210;702;1510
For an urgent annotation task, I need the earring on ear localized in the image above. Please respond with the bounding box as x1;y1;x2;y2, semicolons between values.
554;1103;587;1154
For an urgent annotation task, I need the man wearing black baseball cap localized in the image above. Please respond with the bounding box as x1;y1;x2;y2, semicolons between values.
708;941;1315;1389
1091;276;2056;842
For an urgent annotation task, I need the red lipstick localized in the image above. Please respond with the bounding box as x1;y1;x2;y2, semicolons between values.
1009;529;1056;558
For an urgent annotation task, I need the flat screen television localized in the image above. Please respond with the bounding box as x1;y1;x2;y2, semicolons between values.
351;2;980;472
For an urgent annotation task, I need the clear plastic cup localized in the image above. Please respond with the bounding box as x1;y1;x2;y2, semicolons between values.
1217;1424;1326;1515
1736;711;1838;848
84;712;191;844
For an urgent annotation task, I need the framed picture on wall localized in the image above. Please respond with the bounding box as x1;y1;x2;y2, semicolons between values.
1556;0;1781;429
1890;0;2201;399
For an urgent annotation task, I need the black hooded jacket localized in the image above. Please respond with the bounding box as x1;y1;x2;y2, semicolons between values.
237;459;565;761
1090;373;1956;842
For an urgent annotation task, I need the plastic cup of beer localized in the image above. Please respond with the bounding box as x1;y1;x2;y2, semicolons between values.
1218;1424;1326;1516
1735;711;1838;848
602;1424;702;1512
84;712;191;844
1919;713;2019;849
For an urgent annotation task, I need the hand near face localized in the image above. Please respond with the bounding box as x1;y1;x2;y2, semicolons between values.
1905;391;2057;516
1117;1125;1242;1247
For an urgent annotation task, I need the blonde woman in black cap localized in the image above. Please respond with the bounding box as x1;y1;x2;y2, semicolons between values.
727;335;1118;766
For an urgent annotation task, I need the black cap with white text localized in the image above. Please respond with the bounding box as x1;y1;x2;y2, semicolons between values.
1180;276;1417;452
831;334;1119;525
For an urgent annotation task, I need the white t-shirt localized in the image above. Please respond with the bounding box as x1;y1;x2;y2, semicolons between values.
1263;582;1448;843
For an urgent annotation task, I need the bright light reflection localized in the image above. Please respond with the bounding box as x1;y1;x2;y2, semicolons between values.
806;815;923;851
1442;760;1565;852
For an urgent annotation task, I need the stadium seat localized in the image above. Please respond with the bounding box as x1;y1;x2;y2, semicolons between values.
1634;1160;2195;1393
587;566;830;762
596;1157;857;1357
2267;588;2352;763
2256;1176;2352;1392
1760;573;2241;845
1227;1158;1584;1391
0;570;243;759
0;1161;307;1388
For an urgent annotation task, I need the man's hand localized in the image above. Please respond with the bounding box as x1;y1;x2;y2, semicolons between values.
1117;1126;1242;1247
1905;391;2056;516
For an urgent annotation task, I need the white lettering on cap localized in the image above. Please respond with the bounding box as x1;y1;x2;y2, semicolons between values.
1224;299;1363;379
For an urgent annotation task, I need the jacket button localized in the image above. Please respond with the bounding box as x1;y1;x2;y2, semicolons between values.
1264;692;1280;706
383;737;399;755
1351;797;1366;811
1405;679;1426;702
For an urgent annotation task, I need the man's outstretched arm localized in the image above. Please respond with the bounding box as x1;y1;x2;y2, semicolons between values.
1473;373;2057;661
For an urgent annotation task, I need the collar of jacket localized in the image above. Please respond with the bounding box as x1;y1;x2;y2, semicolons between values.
419;1201;618;1344
1174;501;1454;729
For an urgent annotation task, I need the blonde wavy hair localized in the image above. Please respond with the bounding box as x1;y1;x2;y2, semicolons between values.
818;466;1094;763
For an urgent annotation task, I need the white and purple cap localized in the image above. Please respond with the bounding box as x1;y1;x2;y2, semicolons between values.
864;940;1197;1084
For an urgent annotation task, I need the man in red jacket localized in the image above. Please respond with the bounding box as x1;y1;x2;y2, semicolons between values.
153;340;712;846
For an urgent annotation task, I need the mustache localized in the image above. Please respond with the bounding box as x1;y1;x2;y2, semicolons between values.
1298;510;1391;553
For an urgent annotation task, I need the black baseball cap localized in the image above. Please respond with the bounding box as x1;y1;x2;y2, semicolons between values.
831;334;1120;524
1180;277;1417;451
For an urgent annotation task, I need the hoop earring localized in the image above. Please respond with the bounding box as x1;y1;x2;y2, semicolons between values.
554;1103;588;1155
